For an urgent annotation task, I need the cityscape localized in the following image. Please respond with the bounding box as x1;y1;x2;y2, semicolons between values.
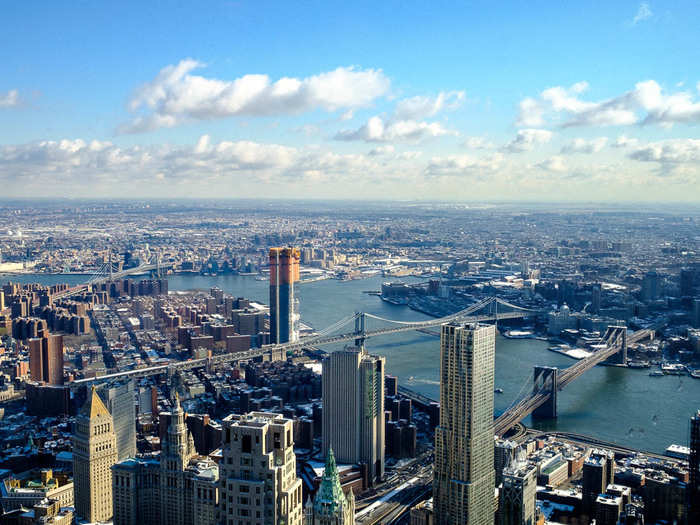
2;2;700;525
0;201;698;524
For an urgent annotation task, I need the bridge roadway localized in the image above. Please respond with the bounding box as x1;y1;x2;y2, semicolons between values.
70;310;532;387
493;327;653;435
52;261;176;300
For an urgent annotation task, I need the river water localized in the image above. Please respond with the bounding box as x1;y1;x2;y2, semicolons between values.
6;272;699;454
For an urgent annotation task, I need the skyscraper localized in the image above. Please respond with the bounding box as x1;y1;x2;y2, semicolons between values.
689;409;700;524
641;271;660;302
434;323;496;525
98;379;137;461
680;268;695;297
269;247;300;344
304;448;355;525
591;282;602;314
73;386;118;523
160;393;204;525
28;333;63;385
112;393;218;525
497;451;537;525
322;345;385;484
219;412;303;525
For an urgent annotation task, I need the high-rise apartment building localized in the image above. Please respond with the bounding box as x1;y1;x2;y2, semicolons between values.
689;409;700;524
73;386;118;523
219;412;304;525
322;345;385;484
269;247;300;344
497;453;537;525
434;323;496;525
112;394;218;525
304;448;355;525
28;333;63;385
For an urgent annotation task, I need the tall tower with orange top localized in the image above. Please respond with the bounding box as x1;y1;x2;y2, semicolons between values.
269;247;301;344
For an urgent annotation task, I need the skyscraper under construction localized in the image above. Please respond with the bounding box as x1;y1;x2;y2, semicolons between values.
269;247;300;344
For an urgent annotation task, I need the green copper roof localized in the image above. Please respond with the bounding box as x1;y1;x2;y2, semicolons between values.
314;448;347;515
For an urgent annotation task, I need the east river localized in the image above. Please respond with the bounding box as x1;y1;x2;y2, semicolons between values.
6;272;700;454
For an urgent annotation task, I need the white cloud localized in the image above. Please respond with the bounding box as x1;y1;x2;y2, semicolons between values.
0;89;20;108
0;136;406;194
628;139;700;166
368;145;395;156
463;136;495;149
560;137;608;154
426;153;503;176
536;156;568;173
517;80;700;128
631;2;652;25
612;135;640;148
504;129;553;152
392;91;465;120
120;60;391;133
516;97;545;127
335;116;457;143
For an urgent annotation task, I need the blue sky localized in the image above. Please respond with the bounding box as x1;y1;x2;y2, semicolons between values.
1;1;699;201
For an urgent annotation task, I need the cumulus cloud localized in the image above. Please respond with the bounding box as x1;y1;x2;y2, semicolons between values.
517;80;700;128
392;91;465;120
335;116;457;143
612;135;640;148
631;2;652;25
0;90;20;108
0;136;385;189
368;145;395;156
120;60;390;133
426;153;503;177
463;136;495;149
536;156;568;173
560;137;608;154
628;139;700;167
503;129;553;152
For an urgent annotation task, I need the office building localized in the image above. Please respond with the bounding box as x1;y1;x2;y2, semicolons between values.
304;448;355;525
641;271;660;302
591;282;602;314
112;393;219;525
689;409;700;524
495;439;518;487
219;412;303;525
73;386;118;523
28;333;64;385
692;298;700;328
322;345;385;484
582;449;616;516
410;498;434;525
269;247;300;343
434;323;496;525
98;379;137;461
680;268;695;297
497;452;537;525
